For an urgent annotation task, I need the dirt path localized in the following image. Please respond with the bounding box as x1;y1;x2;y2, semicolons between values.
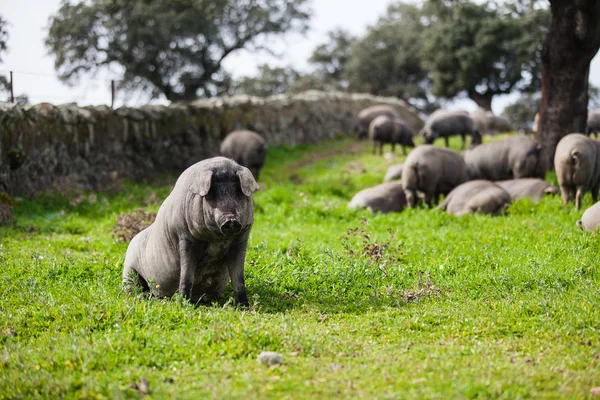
285;142;364;173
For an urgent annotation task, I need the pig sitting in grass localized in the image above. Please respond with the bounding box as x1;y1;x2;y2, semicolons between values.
123;157;259;306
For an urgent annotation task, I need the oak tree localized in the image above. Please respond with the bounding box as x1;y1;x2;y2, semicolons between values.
46;0;311;101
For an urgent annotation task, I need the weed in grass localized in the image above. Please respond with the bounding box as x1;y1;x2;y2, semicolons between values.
113;209;157;242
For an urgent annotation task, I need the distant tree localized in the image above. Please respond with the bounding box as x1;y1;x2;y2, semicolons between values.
502;94;540;132
288;73;327;93
0;15;7;62
344;3;437;112
46;0;311;102
232;64;301;97
502;0;551;90
0;15;9;93
420;0;550;110
308;29;355;90
0;15;27;105
537;0;600;161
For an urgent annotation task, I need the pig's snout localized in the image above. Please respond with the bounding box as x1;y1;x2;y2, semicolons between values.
220;217;242;235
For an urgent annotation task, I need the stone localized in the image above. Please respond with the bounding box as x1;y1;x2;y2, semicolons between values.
257;351;283;366
0;91;423;197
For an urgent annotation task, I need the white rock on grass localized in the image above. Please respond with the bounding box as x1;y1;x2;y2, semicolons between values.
257;351;283;366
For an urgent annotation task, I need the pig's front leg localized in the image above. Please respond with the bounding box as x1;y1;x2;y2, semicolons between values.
179;238;202;301
224;240;250;307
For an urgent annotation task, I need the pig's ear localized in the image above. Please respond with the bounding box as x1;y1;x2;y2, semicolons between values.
237;168;259;196
191;170;213;196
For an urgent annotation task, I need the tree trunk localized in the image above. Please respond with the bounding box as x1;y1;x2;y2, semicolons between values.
537;0;600;164
467;89;493;111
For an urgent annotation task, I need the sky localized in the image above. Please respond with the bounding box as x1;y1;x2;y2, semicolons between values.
1;0;599;114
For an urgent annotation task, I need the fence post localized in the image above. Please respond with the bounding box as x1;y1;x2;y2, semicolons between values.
9;71;14;104
111;80;115;108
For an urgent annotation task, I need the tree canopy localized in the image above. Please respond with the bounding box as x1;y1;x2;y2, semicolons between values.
308;29;355;90
420;0;550;110
502;94;540;132
0;15;9;93
344;3;436;111
232;64;301;97
46;0;311;102
0;15;7;64
299;1;549;112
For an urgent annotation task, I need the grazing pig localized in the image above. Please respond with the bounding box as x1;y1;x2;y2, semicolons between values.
463;136;548;181
554;133;600;210
485;112;512;135
402;145;469;207
586;109;600;138
123;157;259;306
495;116;512;134
496;178;559;201
437;180;511;216
355;105;400;140
577;201;600;232
384;163;404;182
470;108;489;135
420;110;482;149
348;181;407;213
368;115;415;155
220;130;267;181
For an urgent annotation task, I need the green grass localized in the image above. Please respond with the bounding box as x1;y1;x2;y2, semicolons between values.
1;135;599;399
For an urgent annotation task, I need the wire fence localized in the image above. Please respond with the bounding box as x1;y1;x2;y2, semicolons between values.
0;69;159;108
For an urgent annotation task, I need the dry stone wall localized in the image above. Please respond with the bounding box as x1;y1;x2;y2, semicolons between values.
0;90;423;196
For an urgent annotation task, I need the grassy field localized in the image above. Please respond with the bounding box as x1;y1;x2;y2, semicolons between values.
1;136;599;399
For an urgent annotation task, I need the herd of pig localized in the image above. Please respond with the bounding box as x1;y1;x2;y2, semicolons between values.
120;106;600;306
350;105;600;226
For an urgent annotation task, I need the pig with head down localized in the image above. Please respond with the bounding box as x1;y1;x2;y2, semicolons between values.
368;115;415;155
420;109;482;149
348;181;407;213
220;130;268;181
355;105;400;140
485;112;512;135
586;109;600;138
123;157;259;306
402;145;469;207
496;178;559;201
463;136;548;181
437;180;511;216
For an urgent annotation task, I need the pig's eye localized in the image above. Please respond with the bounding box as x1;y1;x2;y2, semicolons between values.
235;183;246;198
203;188;216;200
